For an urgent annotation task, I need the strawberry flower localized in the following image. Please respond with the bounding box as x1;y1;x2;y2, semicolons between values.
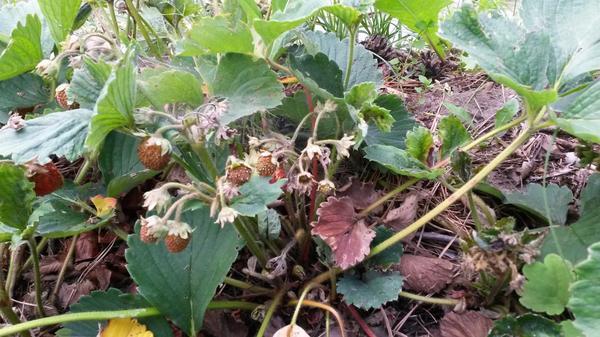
143;186;171;213
216;206;239;227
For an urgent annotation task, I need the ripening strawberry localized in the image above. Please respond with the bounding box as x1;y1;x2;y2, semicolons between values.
140;222;158;243
55;83;78;110
27;162;64;196
256;152;277;177
137;136;172;170
226;163;252;186
164;234;190;253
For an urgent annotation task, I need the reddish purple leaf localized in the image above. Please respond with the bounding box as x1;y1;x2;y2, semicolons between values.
312;197;375;269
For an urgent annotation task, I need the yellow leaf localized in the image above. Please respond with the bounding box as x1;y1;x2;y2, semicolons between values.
98;318;153;337
91;195;117;217
278;76;298;84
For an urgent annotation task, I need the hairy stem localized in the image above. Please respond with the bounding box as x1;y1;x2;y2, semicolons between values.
192;143;219;181
343;28;358;89
289;283;320;336
0;271;29;337
287;300;346;337
234;218;268;269
223;277;272;293
124;0;161;58
399;291;459;305
74;158;92;185
256;289;285;337
27;238;45;317
106;0;121;42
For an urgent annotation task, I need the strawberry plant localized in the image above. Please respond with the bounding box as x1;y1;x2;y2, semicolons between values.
0;0;600;336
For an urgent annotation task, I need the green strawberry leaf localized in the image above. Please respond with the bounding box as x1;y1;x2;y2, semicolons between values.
0;164;35;230
231;176;286;216
253;0;324;47
337;270;403;310
405;126;433;163
34;198;102;238
321;4;363;29
56;288;172;337
297;30;383;89
99;131;158;197
364;144;442;179
209;53;284;125
126;207;240;335
440;1;600;110
38;0;81;45
0;108;94;164
519;254;574;315
367;226;403;268
68;57;111;109
503;183;573;225
289;52;344;99
365;94;416;149
568;242;600;336
488;314;563;337
181;15;253;56
438;115;471;159
257;209;281;241
0;73;51;120
138;67;203;108
495;98;520;131
0;14;43;81
541;209;600;265
580;173;600;215
85;50;137;155
554;79;600;144
375;0;450;59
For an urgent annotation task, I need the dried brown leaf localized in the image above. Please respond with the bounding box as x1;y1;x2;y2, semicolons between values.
58;279;96;309
202;310;248;337
383;193;421;241
394;254;455;293
312;197;376;269
75;231;98;261
39;256;64;275
439;311;493;337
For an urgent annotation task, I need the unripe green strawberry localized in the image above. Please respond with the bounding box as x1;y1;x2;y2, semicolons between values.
137;136;171;170
164;234;190;253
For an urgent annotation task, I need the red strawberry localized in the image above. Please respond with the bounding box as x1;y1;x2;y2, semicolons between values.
164;234;190;253
226;164;252;186
137;137;171;170
256;152;277;177
27;162;64;196
270;164;286;184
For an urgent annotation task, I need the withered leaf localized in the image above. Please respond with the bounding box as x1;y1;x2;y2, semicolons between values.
312;197;376;269
338;178;381;210
394;254;455;293
439;311;493;337
383;193;421;241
